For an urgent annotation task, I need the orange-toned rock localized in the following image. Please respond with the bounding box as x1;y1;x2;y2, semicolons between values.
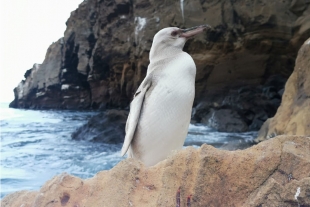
256;38;310;142
2;135;310;207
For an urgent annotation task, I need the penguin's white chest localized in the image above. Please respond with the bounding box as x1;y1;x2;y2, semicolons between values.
130;55;196;166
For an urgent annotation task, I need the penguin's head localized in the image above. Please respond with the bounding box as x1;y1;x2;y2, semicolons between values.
150;25;211;60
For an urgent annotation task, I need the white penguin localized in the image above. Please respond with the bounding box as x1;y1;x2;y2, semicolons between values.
121;25;210;166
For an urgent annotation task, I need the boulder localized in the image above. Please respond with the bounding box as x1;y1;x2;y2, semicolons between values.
2;135;310;207
71;110;128;143
256;38;310;142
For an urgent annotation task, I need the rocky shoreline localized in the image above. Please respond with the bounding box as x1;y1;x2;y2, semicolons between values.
9;0;310;132
4;0;310;204
3;36;310;207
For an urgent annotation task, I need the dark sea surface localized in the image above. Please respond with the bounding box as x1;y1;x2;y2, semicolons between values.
0;102;257;198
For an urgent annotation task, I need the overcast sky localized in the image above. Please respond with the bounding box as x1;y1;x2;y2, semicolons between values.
0;0;83;102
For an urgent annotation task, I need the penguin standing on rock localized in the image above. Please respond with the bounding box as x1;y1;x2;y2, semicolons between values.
121;25;211;167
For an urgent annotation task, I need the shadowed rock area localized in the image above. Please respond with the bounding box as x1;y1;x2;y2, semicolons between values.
9;0;310;132
2;135;310;207
71;109;128;143
257;37;310;142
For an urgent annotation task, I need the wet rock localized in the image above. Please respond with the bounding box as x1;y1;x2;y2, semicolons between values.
2;135;310;207
71;109;128;143
193;74;286;132
256;38;310;142
201;109;248;132
249;118;265;131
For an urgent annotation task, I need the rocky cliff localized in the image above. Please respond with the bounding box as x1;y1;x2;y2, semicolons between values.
256;37;310;141
2;135;310;207
10;0;310;131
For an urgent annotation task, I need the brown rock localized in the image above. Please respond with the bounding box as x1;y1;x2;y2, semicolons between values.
2;135;310;207
256;38;310;142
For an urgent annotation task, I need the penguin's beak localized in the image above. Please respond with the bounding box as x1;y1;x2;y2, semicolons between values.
180;24;211;39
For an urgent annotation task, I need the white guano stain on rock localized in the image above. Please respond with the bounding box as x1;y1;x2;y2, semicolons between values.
294;187;301;200
61;84;70;90
34;63;40;70
180;0;184;22
135;17;146;33
155;16;160;23
36;92;45;98
134;17;147;43
17;82;24;99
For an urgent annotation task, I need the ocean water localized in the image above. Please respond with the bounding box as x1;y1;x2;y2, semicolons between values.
0;102;257;198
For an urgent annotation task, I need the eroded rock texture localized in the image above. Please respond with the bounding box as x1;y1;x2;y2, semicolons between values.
257;37;310;141
2;135;310;207
10;0;310;131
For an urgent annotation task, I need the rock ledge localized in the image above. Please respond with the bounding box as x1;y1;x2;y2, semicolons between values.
2;135;310;207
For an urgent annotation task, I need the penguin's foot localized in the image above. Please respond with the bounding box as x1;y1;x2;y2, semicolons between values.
186;195;192;207
175;187;192;207
176;187;181;207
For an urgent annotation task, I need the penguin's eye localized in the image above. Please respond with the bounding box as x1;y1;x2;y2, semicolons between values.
171;31;178;37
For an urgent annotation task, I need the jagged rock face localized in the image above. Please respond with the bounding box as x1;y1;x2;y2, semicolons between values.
10;0;310;130
256;38;310;141
2;136;310;206
10;39;91;109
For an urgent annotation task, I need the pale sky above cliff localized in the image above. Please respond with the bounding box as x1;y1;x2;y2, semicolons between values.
0;0;83;103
